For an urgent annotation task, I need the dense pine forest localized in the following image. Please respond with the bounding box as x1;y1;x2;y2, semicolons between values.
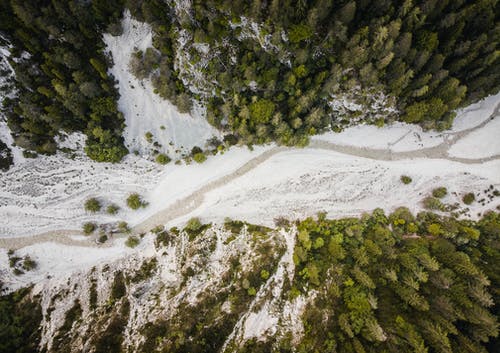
1;210;499;352
0;0;498;161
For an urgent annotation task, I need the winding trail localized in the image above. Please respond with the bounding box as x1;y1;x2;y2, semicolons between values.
1;101;499;250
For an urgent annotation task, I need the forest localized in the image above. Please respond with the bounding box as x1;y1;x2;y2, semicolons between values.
0;0;499;161
1;209;499;353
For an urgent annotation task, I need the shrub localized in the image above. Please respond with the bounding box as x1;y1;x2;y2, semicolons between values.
118;221;130;233
185;217;202;232
22;256;37;271
274;216;290;228
106;204;119;215
463;192;475;205
98;234;108;243
247;287;257;296
151;225;164;234
288;23;313;43
191;146;203;155
423;196;443;211
83;222;96;235
193;152;207;163
84;198;101;212
145;131;153;143
400;175;412;184
432;187;447;198
155;153;171;165
84;142;128;163
126;193;147;210
260;270;270;280
125;236;140;248
427;223;442;236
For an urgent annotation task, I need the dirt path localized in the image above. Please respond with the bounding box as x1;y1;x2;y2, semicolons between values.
1;102;499;250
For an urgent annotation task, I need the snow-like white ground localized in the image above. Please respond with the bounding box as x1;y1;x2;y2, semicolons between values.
448;116;500;158
0;237;141;290
313;122;445;151
183;150;499;226
452;93;500;131
0;146;163;237
103;10;219;157
0;139;268;238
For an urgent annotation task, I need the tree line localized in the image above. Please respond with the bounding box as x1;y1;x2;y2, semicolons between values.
1;0;499;160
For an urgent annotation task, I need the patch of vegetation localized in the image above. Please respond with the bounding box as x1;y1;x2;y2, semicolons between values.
463;192;476;205
224;219;246;235
432;186;448;198
131;258;158;283
124;0;499;148
92;298;130;353
155;229;173;248
274;216;290;228
52;299;82;352
84;198;101;213
292;209;500;352
184;217;210;240
110;271;126;301
89;277;98;310
117;221;130;233
0;287;43;353
83;222;97;235
192;152;207;164
400;175;412;184
155;153;171;165
0;139;13;171
125;235;140;248
5;209;500;353
8;251;37;275
0;0;127;162
422;196;445;211
106;204;119;215
144;131;153;143
126;193;147;210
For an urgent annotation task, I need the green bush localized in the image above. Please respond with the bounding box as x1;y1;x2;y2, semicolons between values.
83;222;96;235
84;198;101;212
118;221;130;233
106;204;119;215
126;193;147;210
463;192;475;205
400;175;412;184
432;187;448;198
422;196;444;211
21;256;37;271
84;142;128;163
156;153;171;165
192;152;207;163
185;217;202;232
125;236;140;248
